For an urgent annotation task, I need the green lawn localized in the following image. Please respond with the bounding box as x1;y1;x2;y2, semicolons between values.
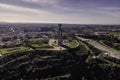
29;38;49;44
64;40;79;48
31;44;53;48
0;46;30;55
69;41;78;48
79;41;90;51
109;32;120;35
28;38;53;49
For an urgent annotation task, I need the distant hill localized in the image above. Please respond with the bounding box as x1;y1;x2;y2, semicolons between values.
0;21;8;23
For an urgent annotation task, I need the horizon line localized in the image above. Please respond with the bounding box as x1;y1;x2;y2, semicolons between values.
0;22;120;25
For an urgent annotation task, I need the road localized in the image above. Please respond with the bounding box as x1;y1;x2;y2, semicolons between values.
0;53;2;57
77;36;120;59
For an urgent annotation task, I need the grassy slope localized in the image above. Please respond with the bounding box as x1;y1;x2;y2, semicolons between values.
0;46;30;55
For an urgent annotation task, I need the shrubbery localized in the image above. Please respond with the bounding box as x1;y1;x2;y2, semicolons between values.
0;46;119;80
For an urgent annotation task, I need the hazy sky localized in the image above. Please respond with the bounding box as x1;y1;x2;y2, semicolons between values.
0;0;120;24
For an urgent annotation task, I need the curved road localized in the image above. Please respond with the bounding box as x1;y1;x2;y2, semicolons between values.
77;37;120;59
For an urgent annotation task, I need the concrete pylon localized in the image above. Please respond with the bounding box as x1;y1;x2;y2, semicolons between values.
58;24;62;45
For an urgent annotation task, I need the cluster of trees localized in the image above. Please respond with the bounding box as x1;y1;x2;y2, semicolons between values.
82;34;118;41
0;44;120;80
0;50;80;80
1;36;18;42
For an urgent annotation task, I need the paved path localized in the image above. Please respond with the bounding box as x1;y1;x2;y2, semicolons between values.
77;36;120;59
0;51;2;57
0;54;2;57
48;39;66;50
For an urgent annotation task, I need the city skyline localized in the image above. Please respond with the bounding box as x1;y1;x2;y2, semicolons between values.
0;0;120;24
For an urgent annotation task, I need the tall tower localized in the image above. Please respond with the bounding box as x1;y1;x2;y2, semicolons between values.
58;24;62;45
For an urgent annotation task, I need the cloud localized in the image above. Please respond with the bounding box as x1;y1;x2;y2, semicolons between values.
99;7;120;11
90;7;120;18
22;0;58;4
22;0;39;3
0;3;82;23
0;3;48;14
0;0;120;24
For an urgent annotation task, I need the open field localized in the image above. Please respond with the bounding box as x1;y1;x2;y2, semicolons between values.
0;46;30;55
64;40;79;48
0;38;80;55
31;44;53;48
29;38;53;49
29;38;41;41
109;32;120;35
50;39;79;49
